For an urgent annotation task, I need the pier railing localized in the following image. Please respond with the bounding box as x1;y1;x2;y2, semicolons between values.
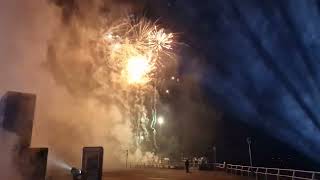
133;162;320;180
225;164;320;180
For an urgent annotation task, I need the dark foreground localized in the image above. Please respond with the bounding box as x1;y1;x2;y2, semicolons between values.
51;169;250;180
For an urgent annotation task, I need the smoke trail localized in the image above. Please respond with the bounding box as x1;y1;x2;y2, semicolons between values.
150;87;158;150
49;154;72;171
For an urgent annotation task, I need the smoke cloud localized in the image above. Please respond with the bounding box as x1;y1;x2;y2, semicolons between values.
0;0;160;176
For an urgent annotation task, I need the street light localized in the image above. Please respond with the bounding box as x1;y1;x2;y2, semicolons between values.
246;137;253;167
158;116;164;125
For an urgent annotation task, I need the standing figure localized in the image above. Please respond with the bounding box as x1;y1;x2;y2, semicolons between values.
185;159;190;173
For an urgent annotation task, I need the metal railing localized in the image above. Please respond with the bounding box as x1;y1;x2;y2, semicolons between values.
133;162;185;169
226;164;320;180
215;162;226;169
133;162;224;170
132;161;320;180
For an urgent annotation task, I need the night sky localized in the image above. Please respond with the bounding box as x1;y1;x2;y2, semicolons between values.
146;0;320;170
33;0;320;170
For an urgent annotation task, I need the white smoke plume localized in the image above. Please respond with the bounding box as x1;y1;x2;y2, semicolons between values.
0;0;162;177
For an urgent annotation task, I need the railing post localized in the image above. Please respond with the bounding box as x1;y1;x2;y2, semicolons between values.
312;172;315;180
277;169;280;180
232;166;235;174
256;168;258;180
235;166;237;175
241;166;243;176
292;171;295;180
237;165;239;175
265;168;268;180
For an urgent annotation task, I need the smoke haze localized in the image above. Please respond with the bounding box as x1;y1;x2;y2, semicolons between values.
0;0;155;175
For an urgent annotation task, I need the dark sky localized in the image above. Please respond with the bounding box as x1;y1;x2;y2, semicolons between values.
146;0;320;170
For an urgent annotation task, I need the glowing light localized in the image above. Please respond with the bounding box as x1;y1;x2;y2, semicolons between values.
165;89;170;94
140;135;145;140
171;76;175;80
158;116;164;125
126;55;151;84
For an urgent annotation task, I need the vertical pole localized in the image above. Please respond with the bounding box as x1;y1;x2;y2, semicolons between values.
248;143;253;167
213;146;216;170
126;150;128;168
247;137;253;167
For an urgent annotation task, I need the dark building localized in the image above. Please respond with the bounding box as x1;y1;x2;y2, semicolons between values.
14;148;49;180
1;91;48;180
82;147;104;180
0;91;36;148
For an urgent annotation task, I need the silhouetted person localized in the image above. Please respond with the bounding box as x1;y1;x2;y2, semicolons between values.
185;159;190;173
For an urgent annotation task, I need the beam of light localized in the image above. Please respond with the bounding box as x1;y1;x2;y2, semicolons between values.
49;156;72;171
196;0;320;163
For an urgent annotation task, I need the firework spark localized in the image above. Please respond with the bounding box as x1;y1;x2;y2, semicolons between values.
97;17;175;86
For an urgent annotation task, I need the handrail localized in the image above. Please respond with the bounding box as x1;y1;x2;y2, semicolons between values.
227;164;320;180
132;162;319;180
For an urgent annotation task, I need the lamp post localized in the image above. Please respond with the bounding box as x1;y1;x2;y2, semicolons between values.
212;146;216;170
246;137;253;167
213;146;216;164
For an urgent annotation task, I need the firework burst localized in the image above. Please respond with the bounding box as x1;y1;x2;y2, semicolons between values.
91;15;177;151
97;17;175;86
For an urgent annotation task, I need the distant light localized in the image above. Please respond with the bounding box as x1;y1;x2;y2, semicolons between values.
158;116;164;125
176;78;180;82
140;135;144;140
171;76;175;80
166;89;170;94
